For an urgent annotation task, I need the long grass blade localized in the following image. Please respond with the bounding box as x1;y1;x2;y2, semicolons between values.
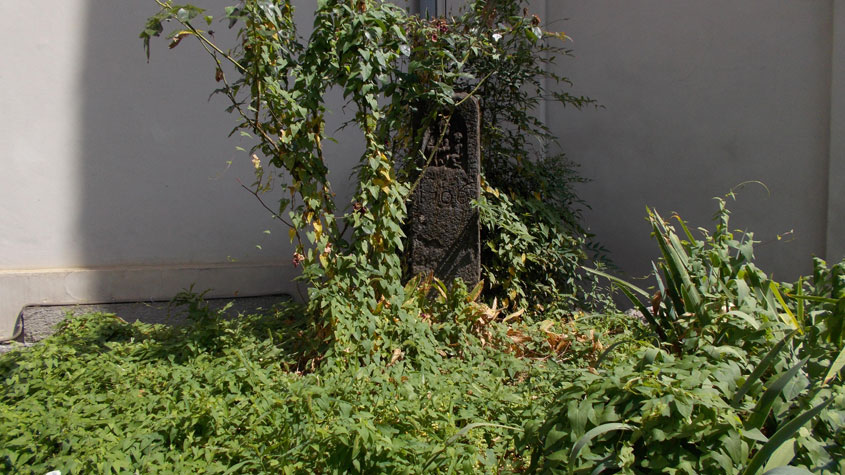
769;282;802;333
673;213;699;245
743;398;833;475
823;345;845;386
783;294;839;305
569;423;634;468
761;467;814;475
589;460;618;475
618;285;668;343
655;261;683;321
745;357;809;430
652;261;681;335
651;210;702;312
582;267;650;298
732;330;798;407
830;299;845;346
583;266;669;342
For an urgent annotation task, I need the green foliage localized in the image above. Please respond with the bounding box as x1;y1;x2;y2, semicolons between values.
2;201;843;472
477;184;611;314
525;200;845;474
589;196;814;354
140;0;605;359
456;1;607;313
2;1;840;473
0;298;598;472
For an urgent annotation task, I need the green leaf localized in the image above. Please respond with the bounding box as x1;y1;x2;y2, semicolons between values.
743;398;833;475
760;467;814;475
595;339;636;369
465;280;484;303
544;427;567;452
422;422;521;469
742;428;768;443
770;282;802;333
745;356;809;430
570;423;634;466
761;437;795;473
823;344;845;386
733;330;798;407
725;310;761;330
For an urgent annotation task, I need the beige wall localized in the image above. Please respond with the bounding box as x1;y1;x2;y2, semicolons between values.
0;1;841;338
546;0;842;282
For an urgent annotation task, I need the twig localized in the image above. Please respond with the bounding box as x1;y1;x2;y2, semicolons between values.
237;179;299;241
154;0;247;73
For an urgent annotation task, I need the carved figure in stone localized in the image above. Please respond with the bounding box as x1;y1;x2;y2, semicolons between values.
405;94;481;287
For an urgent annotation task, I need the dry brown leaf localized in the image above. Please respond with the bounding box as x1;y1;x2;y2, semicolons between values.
503;308;525;323
387;348;404;367
507;329;532;345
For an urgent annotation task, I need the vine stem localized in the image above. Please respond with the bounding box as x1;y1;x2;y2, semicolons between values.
154;0;247;73
155;0;283;158
237;179;302;248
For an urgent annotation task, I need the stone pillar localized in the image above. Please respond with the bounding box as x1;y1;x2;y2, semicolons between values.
406;93;481;287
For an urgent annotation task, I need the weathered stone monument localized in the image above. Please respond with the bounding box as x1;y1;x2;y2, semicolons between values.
406;93;481;287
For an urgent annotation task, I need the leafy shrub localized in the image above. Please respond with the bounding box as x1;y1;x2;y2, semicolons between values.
477;184;612;314
141;0;607;343
525;199;845;474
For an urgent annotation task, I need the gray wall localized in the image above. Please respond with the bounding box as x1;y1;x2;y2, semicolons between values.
546;0;842;282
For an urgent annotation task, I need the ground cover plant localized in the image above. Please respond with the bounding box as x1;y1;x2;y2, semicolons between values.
2;200;843;473
2;0;844;472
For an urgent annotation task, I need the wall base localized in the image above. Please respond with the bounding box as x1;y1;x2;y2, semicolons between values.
0;263;300;340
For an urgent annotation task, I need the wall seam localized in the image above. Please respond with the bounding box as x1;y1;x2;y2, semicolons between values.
827;0;845;262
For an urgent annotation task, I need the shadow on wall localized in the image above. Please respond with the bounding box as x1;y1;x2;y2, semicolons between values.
75;0;367;305
75;0;294;302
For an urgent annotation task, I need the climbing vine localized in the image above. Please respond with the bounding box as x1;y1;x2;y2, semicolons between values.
141;0;602;362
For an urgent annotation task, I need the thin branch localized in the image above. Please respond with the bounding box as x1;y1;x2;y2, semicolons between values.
195;35;282;157
237;179;301;248
154;0;247;73
154;1;282;157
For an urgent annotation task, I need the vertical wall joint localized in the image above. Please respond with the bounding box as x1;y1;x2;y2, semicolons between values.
827;1;845;262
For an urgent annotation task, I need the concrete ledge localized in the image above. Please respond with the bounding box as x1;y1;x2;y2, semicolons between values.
0;294;292;355
17;294;292;343
0;262;302;340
